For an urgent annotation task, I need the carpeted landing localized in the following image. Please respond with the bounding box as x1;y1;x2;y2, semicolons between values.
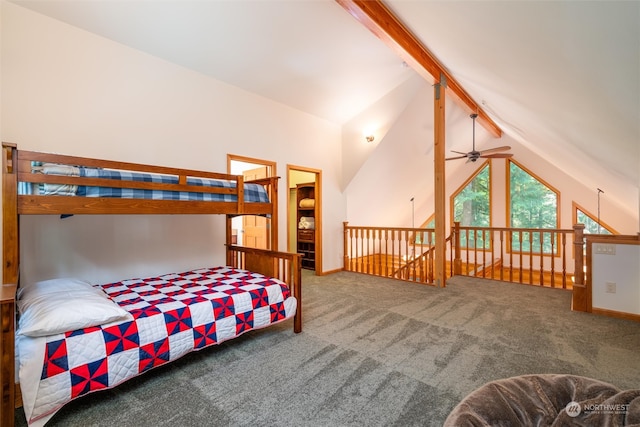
15;271;640;426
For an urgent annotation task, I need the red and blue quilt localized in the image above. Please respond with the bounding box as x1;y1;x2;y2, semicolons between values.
17;267;297;426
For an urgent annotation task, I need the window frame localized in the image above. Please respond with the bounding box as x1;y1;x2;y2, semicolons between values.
450;160;492;250
572;201;617;235
506;159;561;255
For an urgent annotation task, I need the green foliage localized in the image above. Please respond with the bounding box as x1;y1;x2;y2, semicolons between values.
509;163;558;253
577;209;612;234
454;165;490;248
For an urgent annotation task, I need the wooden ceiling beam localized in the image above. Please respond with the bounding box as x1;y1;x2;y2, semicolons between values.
336;0;502;138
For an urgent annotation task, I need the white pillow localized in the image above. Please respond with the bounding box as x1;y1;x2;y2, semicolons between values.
18;278;103;305
17;278;133;337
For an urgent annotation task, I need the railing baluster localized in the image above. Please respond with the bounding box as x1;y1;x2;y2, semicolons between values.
366;229;370;275
561;232;567;289
550;231;556;287
539;231;544;286
419;231;425;282
359;228;364;274
528;230;532;283
465;229;470;274
384;229;389;278
391;229;396;278
483;229;488;278
373;228;377;275
499;230;505;281
518;230;524;284
508;230;513;282
489;229;495;279
351;227;356;271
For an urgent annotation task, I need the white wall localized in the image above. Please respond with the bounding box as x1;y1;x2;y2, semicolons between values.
344;82;436;227
341;73;424;190
591;243;640;315
1;3;345;285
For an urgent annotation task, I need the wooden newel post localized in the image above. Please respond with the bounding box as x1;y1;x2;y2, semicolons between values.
343;222;349;271
572;223;587;312
453;221;462;276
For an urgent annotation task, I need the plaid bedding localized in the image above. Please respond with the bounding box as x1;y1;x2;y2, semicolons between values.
17;267;297;426
19;166;270;203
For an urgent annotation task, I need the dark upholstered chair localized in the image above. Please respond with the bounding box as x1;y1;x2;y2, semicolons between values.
444;374;640;426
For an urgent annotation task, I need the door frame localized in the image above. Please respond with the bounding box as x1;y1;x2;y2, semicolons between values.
287;164;322;274
227;154;277;249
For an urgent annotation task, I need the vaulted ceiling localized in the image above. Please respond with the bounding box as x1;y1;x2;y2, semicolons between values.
9;0;640;218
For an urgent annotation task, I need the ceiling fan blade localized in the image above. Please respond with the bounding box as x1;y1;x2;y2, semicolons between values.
450;150;468;155
481;153;514;159
445;155;468;161
478;146;511;155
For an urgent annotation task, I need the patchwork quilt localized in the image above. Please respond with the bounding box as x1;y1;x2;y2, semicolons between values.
17;267;297;426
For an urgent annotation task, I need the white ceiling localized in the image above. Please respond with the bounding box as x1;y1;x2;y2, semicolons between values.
10;0;640;214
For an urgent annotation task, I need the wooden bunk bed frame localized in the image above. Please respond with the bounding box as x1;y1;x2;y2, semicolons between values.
0;142;302;426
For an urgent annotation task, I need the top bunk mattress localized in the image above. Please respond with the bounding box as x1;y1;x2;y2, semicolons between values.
18;163;270;203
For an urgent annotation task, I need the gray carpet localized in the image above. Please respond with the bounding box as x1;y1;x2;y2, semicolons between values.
15;271;640;426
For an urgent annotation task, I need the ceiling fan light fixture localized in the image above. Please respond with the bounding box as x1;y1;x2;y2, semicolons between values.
445;113;512;162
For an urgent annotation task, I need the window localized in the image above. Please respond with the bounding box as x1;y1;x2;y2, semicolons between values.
451;162;490;249
508;160;559;253
573;202;616;235
414;214;435;245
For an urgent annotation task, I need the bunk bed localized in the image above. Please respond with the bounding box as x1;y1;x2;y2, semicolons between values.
1;142;302;427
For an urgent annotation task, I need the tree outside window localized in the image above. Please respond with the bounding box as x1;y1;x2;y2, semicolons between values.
453;164;490;249
509;161;558;253
576;207;614;235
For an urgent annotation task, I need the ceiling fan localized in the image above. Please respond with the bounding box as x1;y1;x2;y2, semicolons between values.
446;113;513;162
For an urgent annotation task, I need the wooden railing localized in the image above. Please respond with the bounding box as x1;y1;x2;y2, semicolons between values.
451;223;577;289
343;222;584;291
343;222;451;285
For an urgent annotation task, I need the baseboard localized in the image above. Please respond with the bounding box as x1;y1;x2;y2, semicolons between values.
315;268;342;276
591;307;640;322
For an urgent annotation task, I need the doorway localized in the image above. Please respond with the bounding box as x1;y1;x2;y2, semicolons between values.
288;165;322;273
228;154;276;249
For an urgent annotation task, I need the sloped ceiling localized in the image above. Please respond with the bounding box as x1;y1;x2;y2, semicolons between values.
386;0;639;200
8;0;640;218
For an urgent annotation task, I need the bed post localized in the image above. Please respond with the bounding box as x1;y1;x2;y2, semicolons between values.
270;176;278;250
1;142;18;427
291;253;302;333
225;245;301;333
226;215;233;248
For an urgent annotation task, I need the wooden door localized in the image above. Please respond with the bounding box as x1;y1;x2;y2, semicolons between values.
242;166;269;249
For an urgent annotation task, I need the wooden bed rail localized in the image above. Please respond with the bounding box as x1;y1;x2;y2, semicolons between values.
226;245;302;333
0;286;16;427
1;142;278;217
